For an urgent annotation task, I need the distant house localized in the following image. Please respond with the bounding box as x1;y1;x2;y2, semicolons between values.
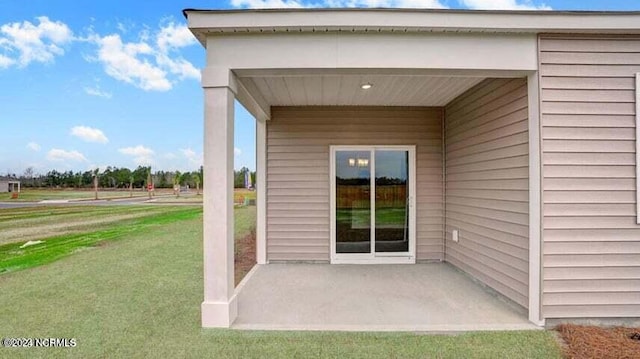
0;179;20;193
185;8;640;330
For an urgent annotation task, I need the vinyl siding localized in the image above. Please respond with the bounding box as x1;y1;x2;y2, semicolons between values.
444;78;530;309
540;35;640;319
266;107;444;261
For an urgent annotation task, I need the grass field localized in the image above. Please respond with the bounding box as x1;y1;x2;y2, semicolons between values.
0;204;562;358
337;208;407;227
2;189;171;202
4;188;255;204
0;206;202;274
151;194;203;203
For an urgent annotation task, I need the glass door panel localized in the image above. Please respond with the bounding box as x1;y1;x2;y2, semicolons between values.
374;150;409;253
335;150;371;254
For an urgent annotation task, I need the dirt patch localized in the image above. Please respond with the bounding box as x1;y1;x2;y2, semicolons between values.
556;324;640;359
235;229;256;285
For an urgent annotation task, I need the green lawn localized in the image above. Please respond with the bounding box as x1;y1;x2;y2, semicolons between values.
337;208;407;227
0;206;188;246
0;205;562;358
2;189;162;202
0;206;202;274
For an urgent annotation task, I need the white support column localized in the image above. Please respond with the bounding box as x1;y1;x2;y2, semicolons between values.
256;119;267;264
201;67;238;328
527;71;544;326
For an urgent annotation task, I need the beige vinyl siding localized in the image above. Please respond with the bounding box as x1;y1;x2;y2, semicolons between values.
540;35;640;319
267;107;444;261
444;78;530;309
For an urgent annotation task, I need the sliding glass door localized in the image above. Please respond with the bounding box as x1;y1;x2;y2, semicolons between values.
335;150;372;254
374;150;410;253
331;146;416;264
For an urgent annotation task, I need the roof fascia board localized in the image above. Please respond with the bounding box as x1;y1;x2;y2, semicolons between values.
205;32;538;72
186;9;640;35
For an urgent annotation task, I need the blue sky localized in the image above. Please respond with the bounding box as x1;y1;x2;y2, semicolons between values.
1;1;638;176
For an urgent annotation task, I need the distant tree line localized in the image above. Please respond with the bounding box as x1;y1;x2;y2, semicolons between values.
234;167;256;189
5;166;256;190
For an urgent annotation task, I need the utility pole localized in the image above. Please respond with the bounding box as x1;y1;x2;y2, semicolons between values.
147;168;153;200
93;171;99;200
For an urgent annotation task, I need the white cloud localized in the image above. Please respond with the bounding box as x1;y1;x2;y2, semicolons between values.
93;34;172;91
234;147;242;156
181;148;196;158
230;0;306;7
120;145;154;157
70;125;109;144
346;0;446;7
180;148;203;168
116;22;128;34
156;22;197;52
46;149;88;162
459;0;551;10
230;0;552;9
87;164;110;172
26;142;41;152
0;54;13;68
0;16;73;68
232;0;447;8
84;85;112;99
163;152;178;160
119;145;155;165
89;21;199;91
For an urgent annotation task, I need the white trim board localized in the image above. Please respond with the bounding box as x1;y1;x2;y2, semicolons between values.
256;119;267;264
186;9;640;40
527;71;544;326
204;33;538;72
636;73;640;224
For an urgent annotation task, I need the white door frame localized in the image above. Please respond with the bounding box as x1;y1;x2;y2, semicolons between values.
330;145;416;264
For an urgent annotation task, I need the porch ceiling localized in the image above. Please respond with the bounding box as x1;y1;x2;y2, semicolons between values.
238;75;485;107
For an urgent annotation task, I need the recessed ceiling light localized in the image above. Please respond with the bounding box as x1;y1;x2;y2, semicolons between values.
361;83;373;90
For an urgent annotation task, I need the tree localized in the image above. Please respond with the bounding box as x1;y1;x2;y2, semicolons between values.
132;166;149;188
113;167;132;188
234;167;250;188
45;170;61;188
156;171;168;188
22;167;34;187
181;172;193;188
81;171;94;188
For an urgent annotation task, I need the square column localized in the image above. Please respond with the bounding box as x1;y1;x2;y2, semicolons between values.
255;119;267;264
527;71;543;326
201;68;237;327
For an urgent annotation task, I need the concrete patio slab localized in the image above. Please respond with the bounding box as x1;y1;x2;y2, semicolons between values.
233;263;539;332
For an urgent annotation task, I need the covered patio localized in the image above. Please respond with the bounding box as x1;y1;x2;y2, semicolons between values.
185;8;544;330
234;263;536;331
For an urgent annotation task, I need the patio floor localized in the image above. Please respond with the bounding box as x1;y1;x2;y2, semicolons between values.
233;263;539;332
